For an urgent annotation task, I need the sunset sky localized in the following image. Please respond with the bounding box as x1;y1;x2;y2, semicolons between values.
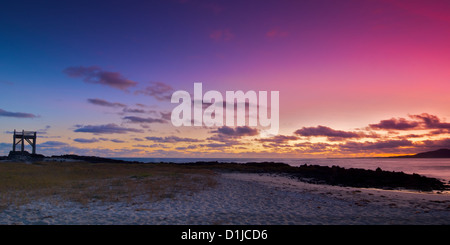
0;0;449;158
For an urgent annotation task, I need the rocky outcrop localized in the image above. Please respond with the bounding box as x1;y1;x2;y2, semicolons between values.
7;151;45;161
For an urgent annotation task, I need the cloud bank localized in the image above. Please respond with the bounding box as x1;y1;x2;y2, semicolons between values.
0;108;38;118
64;66;137;91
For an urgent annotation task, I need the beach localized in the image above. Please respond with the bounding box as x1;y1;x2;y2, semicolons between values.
1;172;449;225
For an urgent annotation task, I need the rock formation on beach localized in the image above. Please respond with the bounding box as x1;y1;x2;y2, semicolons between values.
185;161;449;191
6;151;45;162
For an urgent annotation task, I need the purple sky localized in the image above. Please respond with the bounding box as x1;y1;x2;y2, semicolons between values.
1;0;449;157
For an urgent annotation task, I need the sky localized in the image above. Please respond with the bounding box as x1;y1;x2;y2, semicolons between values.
0;0;449;158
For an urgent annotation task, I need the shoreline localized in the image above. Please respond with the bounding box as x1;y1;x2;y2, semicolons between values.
2;153;449;191
0;171;449;225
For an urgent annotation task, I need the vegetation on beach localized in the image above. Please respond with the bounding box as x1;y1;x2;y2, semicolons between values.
0;161;216;208
0;152;448;209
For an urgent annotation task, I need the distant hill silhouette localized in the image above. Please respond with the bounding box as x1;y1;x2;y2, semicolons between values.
392;149;450;158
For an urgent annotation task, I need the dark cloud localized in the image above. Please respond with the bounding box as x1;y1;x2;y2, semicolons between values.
340;140;413;151
201;143;231;148
74;124;144;134
39;141;70;148
257;135;299;149
292;137;450;155
110;139;126;143
74;137;126;144
74;138;100;143
135;82;174;101
369;117;420;130
294;125;361;139
37;125;51;135
369;113;450;131
205;126;258;147
38;135;61;139
133;144;170;148
429;129;450;135
63;66;137;91
410;113;450;129
175;145;198;150
419;138;450;149
5;126;50;135
293;142;332;153
402;134;424;138
258;135;298;144
195;98;258;116
214;126;259;137
87;98;126;108
206;134;241;145
145;136;202;143
0;108;38;118
160;112;172;121
122;108;146;113
123;116;167;124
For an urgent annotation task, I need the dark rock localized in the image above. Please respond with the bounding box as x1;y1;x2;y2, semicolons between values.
185;161;449;191
49;154;139;164
7;151;45;161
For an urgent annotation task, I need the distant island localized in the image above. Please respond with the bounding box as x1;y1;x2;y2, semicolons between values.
390;149;450;158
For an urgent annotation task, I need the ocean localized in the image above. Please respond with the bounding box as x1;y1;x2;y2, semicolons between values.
114;157;450;183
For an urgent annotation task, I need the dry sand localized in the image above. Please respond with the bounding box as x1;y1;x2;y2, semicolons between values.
0;172;449;225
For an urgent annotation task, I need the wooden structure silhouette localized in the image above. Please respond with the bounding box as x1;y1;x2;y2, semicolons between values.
13;130;37;154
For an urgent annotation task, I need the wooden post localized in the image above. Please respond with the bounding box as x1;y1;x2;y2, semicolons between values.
21;130;24;152
13;129;16;152
32;132;36;154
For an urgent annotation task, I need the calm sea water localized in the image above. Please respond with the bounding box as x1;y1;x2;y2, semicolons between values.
114;157;450;183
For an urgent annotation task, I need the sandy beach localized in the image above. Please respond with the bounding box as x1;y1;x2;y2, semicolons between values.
1;172;449;225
